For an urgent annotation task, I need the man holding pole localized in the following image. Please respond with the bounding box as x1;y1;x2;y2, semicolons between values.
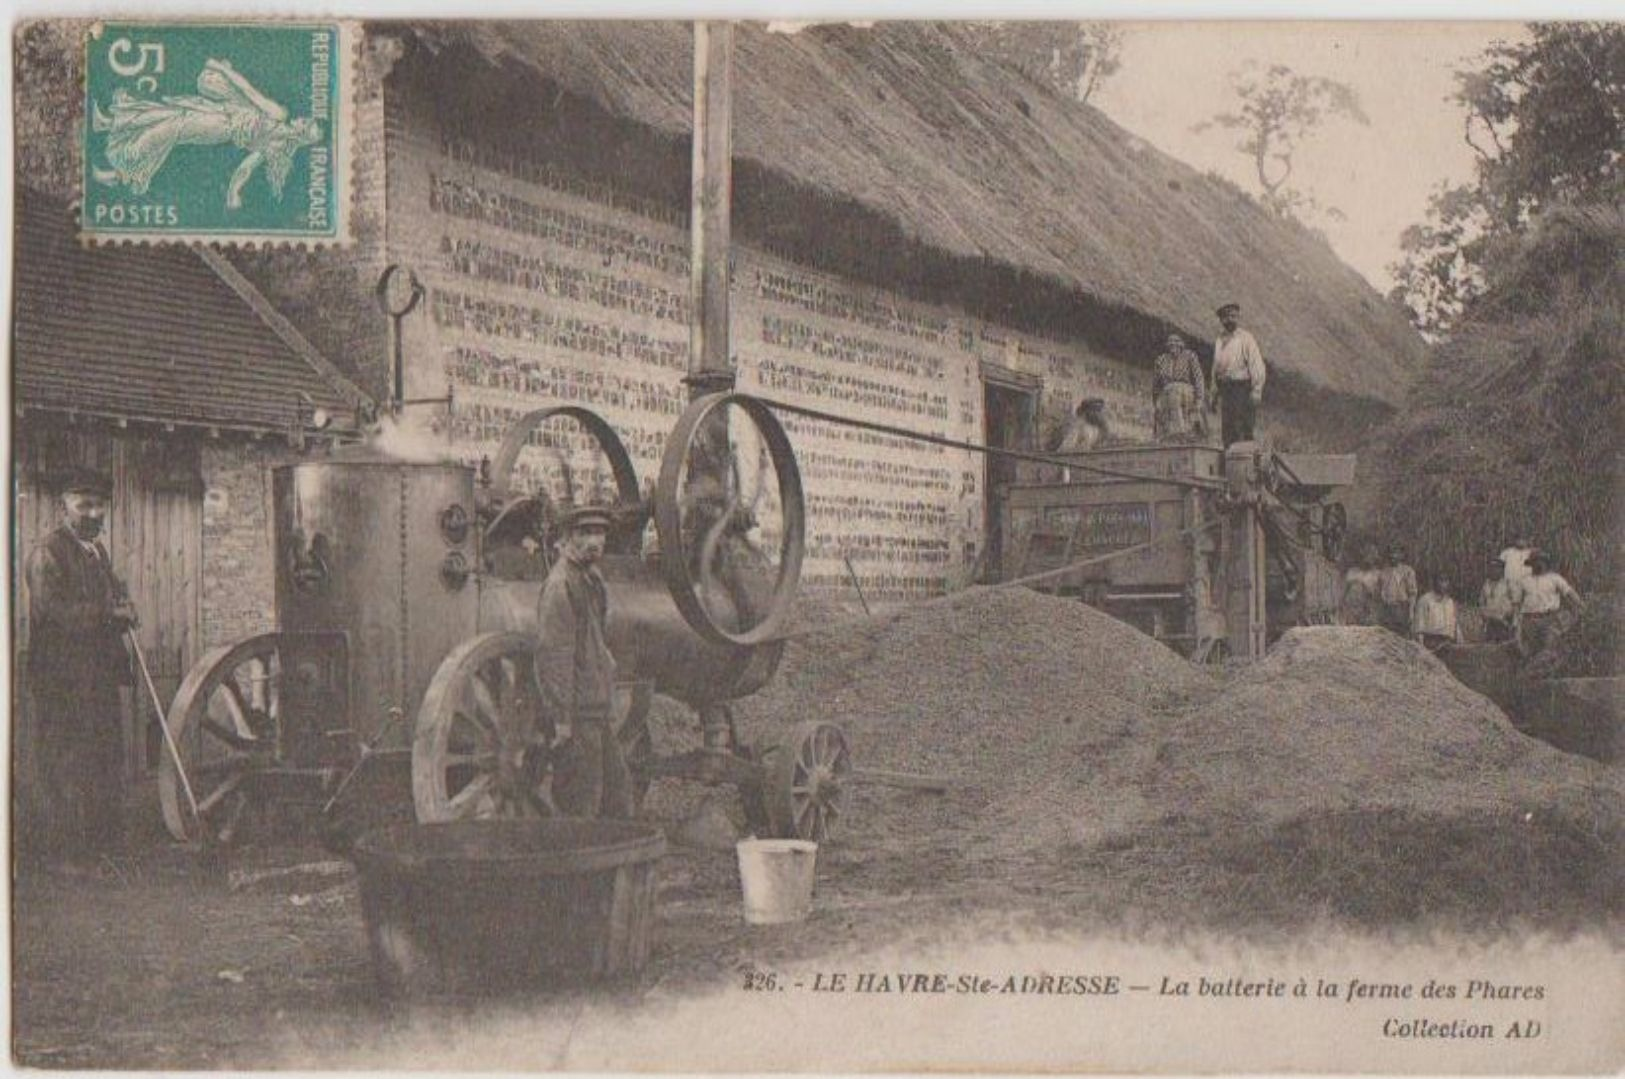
23;467;138;866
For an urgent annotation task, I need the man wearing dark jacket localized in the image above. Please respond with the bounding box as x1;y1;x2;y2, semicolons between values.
23;468;137;863
535;502;631;819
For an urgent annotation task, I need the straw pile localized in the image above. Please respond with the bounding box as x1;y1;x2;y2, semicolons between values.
1372;205;1624;641
730;592;1625;929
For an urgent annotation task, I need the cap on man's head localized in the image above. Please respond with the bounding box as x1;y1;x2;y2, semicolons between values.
1077;397;1107;414
560;502;614;532
1216;303;1241;318
54;466;112;498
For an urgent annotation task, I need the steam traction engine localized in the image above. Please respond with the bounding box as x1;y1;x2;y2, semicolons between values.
158;395;850;848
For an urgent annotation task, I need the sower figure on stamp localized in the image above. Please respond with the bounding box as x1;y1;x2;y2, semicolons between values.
22;468;138;866
536;500;633;819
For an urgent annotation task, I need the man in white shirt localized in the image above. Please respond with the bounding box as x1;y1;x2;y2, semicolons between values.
1378;545;1418;636
1478;556;1516;642
1498;536;1535;586
1412;574;1461;652
1208;302;1267;447
1510;551;1585;676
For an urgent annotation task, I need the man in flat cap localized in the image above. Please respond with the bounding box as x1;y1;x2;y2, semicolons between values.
22;467;138;866
1208;303;1268;447
536;500;632;819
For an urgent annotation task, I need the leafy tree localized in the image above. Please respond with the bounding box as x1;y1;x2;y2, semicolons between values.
959;22;1124;104
1193;62;1369;220
1389;23;1625;333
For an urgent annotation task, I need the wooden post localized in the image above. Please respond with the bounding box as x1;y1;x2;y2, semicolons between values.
687;20;735;401
1223;444;1269;660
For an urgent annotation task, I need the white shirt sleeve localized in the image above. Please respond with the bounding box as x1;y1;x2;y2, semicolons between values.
1244;332;1267;393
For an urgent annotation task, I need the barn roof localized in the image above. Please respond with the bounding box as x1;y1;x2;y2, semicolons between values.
399;21;1425;405
12;189;368;436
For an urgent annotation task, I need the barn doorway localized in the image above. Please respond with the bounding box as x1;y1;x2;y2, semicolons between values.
980;363;1039;581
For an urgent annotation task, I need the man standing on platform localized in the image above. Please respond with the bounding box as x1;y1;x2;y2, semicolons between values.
23;467;137;867
1153;333;1208;441
1209;302;1267;447
536;500;632;819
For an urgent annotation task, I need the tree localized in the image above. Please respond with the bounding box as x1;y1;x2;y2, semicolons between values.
1389;23;1625;333
959;22;1124;104
1193;63;1369;219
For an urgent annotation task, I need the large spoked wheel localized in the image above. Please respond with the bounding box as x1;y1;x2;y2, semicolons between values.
655;393;806;647
160;634;281;845
414;632;548;822
758;721;851;843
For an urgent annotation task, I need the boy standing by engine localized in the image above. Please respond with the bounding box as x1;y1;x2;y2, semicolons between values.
536;502;632;819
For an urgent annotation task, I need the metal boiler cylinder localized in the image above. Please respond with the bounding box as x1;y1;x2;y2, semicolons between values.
477;559;782;709
273;459;479;748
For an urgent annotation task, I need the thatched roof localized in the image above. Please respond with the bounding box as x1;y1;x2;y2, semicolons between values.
400;21;1423;404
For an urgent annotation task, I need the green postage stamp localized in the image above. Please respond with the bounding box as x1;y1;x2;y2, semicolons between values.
82;22;350;243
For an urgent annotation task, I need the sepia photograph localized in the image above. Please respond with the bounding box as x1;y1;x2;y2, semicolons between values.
7;12;1623;1072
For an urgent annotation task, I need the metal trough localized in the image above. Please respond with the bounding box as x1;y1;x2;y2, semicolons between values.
351;820;666;997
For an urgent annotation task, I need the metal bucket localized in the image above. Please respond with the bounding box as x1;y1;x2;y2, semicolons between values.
736;838;817;925
350;820;666;997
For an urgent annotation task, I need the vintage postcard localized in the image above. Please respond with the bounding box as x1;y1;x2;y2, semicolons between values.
9;15;1622;1073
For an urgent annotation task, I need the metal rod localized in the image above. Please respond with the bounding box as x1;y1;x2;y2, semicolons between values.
320;707;406;818
780;517;1225;643
754;395;1224;490
842;553;872;616
998;517;1223;591
128;629;201;825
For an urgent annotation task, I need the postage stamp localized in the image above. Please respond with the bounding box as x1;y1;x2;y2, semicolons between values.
81;21;350;243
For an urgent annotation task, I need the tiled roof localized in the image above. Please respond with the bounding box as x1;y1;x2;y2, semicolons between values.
12;189;366;435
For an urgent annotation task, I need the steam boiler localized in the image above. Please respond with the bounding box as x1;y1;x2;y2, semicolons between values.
158;394;850;849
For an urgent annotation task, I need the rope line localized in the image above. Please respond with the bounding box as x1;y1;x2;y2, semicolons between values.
752;396;1226;491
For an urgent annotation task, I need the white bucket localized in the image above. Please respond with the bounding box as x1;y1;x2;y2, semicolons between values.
736;839;818;925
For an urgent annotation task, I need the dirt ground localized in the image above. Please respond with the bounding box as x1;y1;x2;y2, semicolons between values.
8;781;1125;1070
12;768;1622;1070
12;607;1624;1069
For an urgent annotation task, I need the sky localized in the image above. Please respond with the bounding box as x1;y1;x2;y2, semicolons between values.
1093;21;1525;292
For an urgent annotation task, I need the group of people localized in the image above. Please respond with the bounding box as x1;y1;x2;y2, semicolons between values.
1341;538;1586;673
1059;301;1268;451
1150;301;1268;446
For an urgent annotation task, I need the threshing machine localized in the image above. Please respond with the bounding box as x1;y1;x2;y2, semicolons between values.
158;394;851;849
999;440;1353;661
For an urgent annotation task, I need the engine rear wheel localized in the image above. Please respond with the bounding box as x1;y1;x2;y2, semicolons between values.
159;634;282;845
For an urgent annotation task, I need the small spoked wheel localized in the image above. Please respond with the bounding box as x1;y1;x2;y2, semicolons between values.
414;633;549;822
160;634;281;845
759;721;851;843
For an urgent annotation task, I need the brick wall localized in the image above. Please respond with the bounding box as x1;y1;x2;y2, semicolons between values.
200;441;295;649
384;68;1156;602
